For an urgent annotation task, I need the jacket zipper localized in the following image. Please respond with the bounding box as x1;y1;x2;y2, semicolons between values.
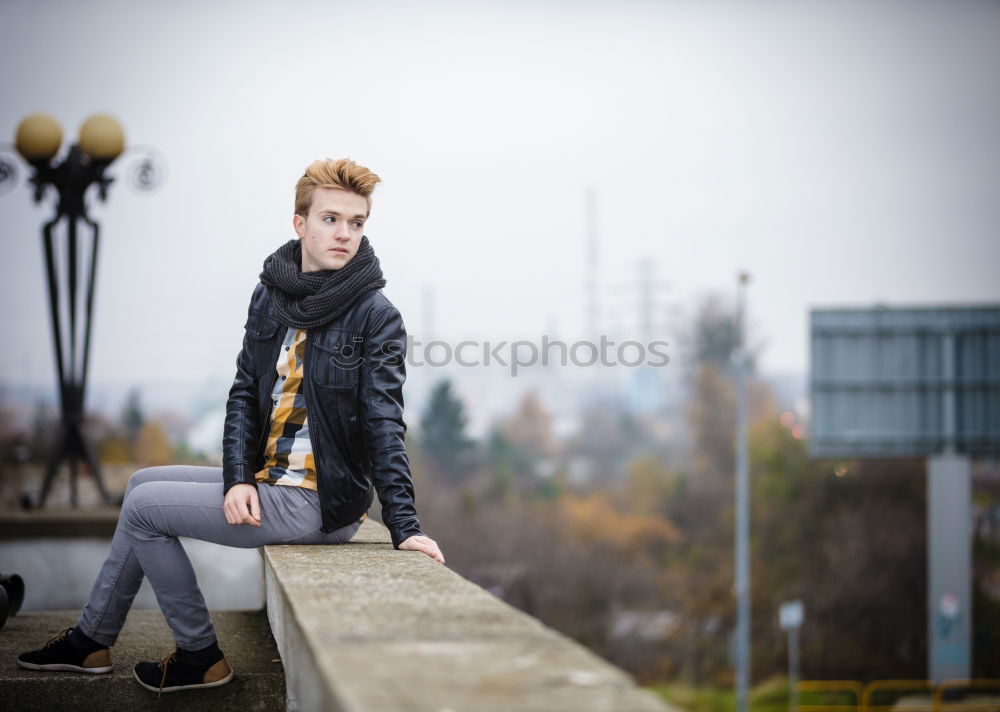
303;331;328;484
255;341;280;467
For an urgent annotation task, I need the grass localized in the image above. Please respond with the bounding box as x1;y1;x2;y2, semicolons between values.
647;677;793;712
648;677;866;712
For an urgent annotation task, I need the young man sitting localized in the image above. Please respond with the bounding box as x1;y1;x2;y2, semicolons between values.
17;157;444;693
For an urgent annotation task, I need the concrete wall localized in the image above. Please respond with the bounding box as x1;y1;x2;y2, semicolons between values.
0;510;263;611
264;518;674;712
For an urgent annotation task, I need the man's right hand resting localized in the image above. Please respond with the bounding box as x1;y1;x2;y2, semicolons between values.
223;483;261;527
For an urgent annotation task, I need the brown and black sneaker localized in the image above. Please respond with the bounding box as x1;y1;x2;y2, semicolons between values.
16;627;113;674
133;643;233;694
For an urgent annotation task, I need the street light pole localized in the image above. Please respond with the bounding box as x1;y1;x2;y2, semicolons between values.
734;270;751;712
779;599;804;712
12;113;125;508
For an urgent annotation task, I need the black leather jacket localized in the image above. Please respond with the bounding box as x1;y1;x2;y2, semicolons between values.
222;282;424;549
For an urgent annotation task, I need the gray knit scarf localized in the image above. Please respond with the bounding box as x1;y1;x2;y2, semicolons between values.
259;236;386;329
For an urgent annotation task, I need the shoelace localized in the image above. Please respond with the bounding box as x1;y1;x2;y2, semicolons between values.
157;648;179;697
44;628;71;648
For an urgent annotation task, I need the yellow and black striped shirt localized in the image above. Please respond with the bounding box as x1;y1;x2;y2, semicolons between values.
255;327;317;489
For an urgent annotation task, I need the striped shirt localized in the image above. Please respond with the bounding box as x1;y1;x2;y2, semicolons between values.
255;327;317;489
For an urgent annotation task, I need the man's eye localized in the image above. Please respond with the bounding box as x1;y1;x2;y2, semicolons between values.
324;216;335;223
352;222;363;229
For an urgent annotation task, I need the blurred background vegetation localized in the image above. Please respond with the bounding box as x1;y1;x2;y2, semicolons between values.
1;290;998;691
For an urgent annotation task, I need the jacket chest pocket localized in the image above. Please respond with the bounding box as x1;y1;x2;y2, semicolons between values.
245;311;281;376
311;334;364;390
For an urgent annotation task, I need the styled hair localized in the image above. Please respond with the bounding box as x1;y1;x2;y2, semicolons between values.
294;158;381;217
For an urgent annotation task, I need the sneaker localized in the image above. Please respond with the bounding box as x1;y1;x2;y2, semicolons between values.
16;628;113;674
133;646;233;694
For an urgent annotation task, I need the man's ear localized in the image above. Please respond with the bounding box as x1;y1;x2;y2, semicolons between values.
293;214;305;239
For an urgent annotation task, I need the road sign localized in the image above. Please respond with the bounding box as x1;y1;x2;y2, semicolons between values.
779;599;804;631
810;305;1000;458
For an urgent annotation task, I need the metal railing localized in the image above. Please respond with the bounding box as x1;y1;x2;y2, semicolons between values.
934;680;1000;712
797;679;1000;712
798;680;863;712
861;680;936;712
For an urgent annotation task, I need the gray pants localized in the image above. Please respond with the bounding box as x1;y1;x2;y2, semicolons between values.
76;465;361;650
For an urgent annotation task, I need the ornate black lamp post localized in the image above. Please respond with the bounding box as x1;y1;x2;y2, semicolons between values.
3;113;158;508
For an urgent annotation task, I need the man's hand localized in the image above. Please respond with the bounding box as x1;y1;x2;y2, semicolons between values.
224;483;261;527
398;534;445;564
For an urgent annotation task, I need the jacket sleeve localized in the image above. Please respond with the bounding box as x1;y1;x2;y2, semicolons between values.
362;304;425;549
222;288;263;495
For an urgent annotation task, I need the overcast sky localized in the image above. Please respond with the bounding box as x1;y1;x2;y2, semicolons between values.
2;0;998;413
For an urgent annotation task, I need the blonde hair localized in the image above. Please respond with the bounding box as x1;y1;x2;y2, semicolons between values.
294;158;381;217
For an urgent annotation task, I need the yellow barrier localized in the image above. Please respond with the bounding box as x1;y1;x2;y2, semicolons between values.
798;680;1000;712
933;679;1000;712
797;680;863;712
861;680;936;712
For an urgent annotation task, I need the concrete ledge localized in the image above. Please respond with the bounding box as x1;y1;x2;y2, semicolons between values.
265;518;671;712
0;509;120;539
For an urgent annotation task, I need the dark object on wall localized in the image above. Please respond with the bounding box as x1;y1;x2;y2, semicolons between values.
0;584;8;631
1;573;25;617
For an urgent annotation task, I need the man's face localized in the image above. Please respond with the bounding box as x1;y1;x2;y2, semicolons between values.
294;187;368;272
